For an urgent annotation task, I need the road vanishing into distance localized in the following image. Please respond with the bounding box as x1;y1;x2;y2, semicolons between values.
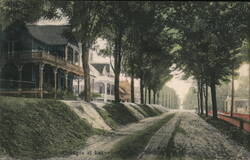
41;110;250;160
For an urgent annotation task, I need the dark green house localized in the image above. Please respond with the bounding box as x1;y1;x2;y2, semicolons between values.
0;22;83;98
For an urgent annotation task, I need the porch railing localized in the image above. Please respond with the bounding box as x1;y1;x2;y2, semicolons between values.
5;51;84;76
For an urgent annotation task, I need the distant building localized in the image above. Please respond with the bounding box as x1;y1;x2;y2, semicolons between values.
73;49;140;102
224;96;249;114
0;22;83;98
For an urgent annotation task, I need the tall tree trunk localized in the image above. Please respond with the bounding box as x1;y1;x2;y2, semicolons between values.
153;91;156;104
199;80;204;115
140;78;144;104
131;70;135;103
197;81;200;114
114;73;120;102
148;88;151;104
169;91;171;109
157;92;160;104
249;61;250;114
82;46;91;102
210;82;218;119
204;83;208;117
231;65;235;117
145;87;147;104
114;30;122;103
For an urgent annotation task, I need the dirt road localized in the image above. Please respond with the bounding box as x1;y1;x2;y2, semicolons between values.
139;111;250;160
4;111;248;160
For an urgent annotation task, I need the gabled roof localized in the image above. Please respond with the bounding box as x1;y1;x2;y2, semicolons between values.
92;63;110;74
26;25;69;45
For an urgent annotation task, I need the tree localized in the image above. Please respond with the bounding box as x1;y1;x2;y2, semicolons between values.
54;1;105;102
100;2;135;102
183;87;198;110
166;2;247;118
0;0;56;29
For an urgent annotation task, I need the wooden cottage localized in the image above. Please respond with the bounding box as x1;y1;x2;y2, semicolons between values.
0;22;83;98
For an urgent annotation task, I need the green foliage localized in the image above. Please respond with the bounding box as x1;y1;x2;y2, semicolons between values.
56;89;77;100
170;2;247;86
0;0;56;29
0;96;94;159
93;106;118;129
79;92;101;100
121;2;174;95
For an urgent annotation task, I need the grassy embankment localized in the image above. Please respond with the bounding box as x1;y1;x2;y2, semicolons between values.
94;103;139;129
201;116;250;152
0;96;100;159
94;103;163;129
105;113;175;160
137;104;163;117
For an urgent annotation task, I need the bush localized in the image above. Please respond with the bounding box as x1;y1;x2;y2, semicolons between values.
79;91;101;100
56;89;77;100
0;96;94;159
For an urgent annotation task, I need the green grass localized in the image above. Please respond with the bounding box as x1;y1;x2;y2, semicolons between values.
106;113;175;160
93;105;119;129
103;103;139;126
0;96;96;159
138;104;162;117
129;104;150;117
201;116;250;152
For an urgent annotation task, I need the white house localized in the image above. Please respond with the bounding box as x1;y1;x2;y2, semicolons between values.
73;48;115;102
73;40;141;103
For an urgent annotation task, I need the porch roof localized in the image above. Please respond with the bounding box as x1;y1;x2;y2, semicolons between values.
26;25;71;45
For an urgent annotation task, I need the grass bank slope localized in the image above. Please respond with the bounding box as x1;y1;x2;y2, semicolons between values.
95;103;167;129
0;96;94;159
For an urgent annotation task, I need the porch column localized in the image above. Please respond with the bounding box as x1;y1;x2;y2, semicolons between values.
104;82;107;102
17;65;23;91
73;49;76;64
65;71;68;90
77;76;80;96
65;45;68;61
39;64;45;98
78;42;83;67
53;68;58;99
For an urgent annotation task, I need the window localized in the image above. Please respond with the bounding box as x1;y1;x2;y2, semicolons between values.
107;84;110;95
111;85;114;95
99;85;104;94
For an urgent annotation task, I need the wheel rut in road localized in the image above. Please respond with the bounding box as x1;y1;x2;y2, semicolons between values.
139;111;250;160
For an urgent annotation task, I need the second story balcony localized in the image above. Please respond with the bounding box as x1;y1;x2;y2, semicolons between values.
3;50;84;76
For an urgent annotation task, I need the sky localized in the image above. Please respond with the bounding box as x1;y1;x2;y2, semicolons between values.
166;63;249;104
166;70;193;104
36;18;249;104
